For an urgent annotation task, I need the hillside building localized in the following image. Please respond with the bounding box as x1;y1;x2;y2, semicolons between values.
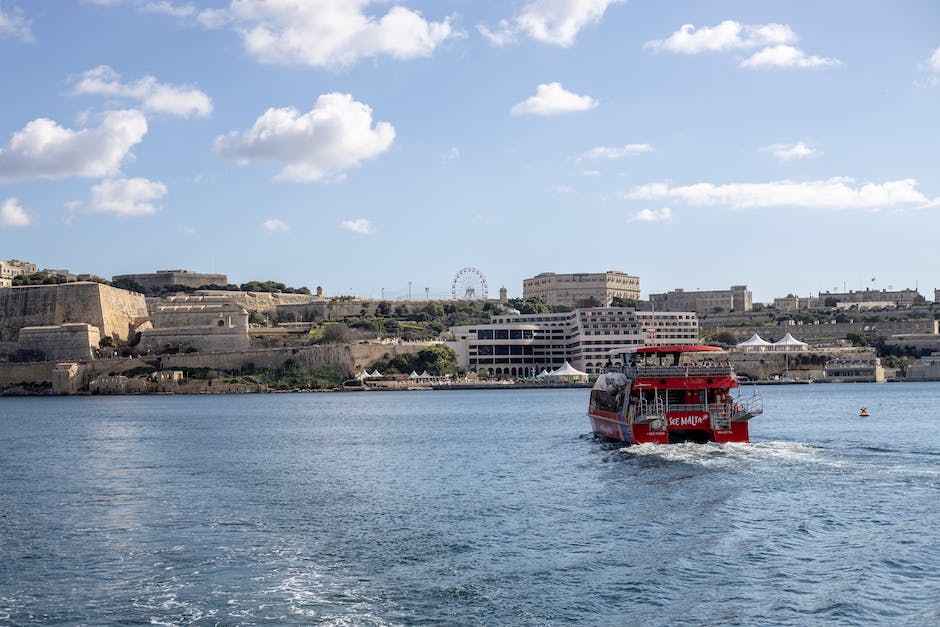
448;307;698;377
649;285;752;313
522;271;640;308
112;269;228;291
0;259;38;287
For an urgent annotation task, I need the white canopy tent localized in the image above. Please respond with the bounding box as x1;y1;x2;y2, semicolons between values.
736;333;774;351
409;371;420;379
773;333;808;351
545;361;589;382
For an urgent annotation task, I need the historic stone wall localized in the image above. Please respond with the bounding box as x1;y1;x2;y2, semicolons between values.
17;324;100;362
141;326;250;353
190;290;319;313
0;282;149;343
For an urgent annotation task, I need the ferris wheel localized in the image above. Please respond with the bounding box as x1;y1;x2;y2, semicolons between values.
451;267;489;300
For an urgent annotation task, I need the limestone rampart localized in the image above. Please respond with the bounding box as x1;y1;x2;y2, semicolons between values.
191;290;319;313
711;319;937;342
17;324;100;362
0;282;149;344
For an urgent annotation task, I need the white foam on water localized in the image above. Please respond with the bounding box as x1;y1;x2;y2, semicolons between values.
619;440;834;469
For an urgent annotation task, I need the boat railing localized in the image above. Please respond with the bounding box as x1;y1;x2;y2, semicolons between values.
635;397;666;417
667;403;707;413
730;392;763;420
631;365;734;378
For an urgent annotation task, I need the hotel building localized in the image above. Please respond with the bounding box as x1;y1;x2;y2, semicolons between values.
522;271;640;308
448;307;699;378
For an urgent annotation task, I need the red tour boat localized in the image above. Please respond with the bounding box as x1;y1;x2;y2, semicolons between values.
588;345;762;444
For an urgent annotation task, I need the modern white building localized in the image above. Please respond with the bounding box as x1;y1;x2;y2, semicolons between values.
522;271;640;308
448;307;699;378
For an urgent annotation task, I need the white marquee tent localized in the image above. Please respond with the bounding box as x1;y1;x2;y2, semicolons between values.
773;333;808;351
545;361;589;383
736;333;774;351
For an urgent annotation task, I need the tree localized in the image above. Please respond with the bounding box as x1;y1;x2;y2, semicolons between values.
610;296;637;308
322;322;351;344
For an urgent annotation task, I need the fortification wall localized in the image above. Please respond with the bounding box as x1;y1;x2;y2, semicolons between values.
191;290;319;313
725;348;876;380
151;304;248;329
98;284;151;340
154;345;352;374
17;324;100;362
713;319;937;342
140;326;250;353
0;282;148;343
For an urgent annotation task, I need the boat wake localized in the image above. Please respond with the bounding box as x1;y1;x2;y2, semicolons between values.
617;440;832;469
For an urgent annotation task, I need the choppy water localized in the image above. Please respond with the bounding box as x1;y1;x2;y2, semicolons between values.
1;383;939;625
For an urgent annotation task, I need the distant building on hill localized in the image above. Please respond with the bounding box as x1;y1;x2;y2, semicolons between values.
522;271;640;308
818;288;925;309
0;259;38;287
112;269;228;292
649;285;752;313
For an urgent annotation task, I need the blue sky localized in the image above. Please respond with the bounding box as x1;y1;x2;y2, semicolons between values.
0;0;938;303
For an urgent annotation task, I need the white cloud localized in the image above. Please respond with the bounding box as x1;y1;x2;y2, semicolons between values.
341;218;373;234
741;45;841;69
582;169;601;177
625;177;929;211
0;110;147;182
628;207;672;223
86;177;168;216
441;146;460;163
479;0;623;48
914;46;940;87
930;46;940;72
0;197;33;227
73;66;212;118
511;82;597;116
646;20;840;70
215;93;395;182
761;141;818;161
579;143;651;160
554;184;574;195
178;225;197;235
645;20;795;54
0;5;33;42
197;0;454;69
142;1;196;18
261;218;290;232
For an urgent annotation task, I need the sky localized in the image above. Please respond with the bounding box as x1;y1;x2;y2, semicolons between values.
0;0;938;303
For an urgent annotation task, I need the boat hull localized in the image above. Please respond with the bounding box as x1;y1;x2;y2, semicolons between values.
589;409;750;445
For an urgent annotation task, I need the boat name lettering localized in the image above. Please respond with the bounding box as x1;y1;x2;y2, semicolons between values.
667;414;709;428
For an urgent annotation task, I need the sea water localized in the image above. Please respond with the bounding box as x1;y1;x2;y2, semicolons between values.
1;384;938;625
